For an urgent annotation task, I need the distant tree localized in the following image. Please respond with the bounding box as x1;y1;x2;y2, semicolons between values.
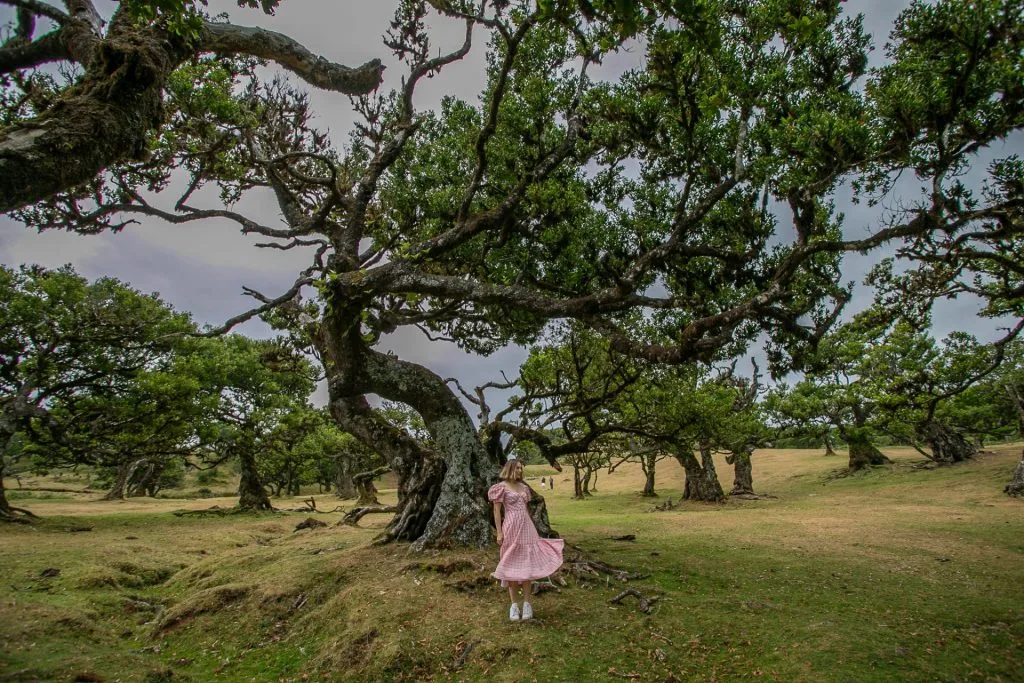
188;335;318;510
0;264;190;521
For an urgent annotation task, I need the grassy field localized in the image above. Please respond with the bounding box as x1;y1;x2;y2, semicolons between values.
1;445;1022;682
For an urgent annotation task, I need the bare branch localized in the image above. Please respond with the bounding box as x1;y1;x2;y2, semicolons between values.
198;275;314;337
0;30;66;72
201;22;384;96
0;0;70;25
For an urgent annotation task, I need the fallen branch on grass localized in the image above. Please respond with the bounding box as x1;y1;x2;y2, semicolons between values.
341;505;397;526
648;498;675;512
563;548;649;583
609;588;661;614
728;493;778;501
280;497;346;514
450;638;480;671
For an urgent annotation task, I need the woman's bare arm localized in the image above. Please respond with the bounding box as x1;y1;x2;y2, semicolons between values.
493;502;503;543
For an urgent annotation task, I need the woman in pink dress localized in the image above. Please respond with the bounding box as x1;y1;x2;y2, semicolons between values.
488;457;564;621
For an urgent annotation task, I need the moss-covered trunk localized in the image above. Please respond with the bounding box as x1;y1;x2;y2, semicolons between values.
334;454;358;500
726;448;754;495
237;449;272;511
0;426;34;522
675;444;725;502
918;421;976;464
845;429;891;471
1005;452;1024;497
0;19;188;212
641;453;657;497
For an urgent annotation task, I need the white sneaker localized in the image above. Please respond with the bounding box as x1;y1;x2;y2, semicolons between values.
522;602;533;620
509;603;521;622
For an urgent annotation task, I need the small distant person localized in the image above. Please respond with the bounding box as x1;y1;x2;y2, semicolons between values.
539;477;546;489
548;476;553;491
489;456;564;622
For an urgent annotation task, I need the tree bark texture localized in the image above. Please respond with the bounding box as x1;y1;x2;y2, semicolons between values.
918;421;977;464
641;453;657;497
526;485;558;538
352;465;387;506
0;426;35;521
333;454;358;500
845;430;891;471
726;448;755;495
0;10;383;212
1005;452;1024;497
330;350;508;549
236;449;273;511
675;444;725;502
104;458;141;500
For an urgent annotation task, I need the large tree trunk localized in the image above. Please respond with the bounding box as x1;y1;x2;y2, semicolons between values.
641;453;657;497
674;444;725;502
845;429;891;471
236;450;273;511
330;396;446;545
353;465;387;506
823;434;836;457
350;351;507;549
0;426;35;522
726;447;755;495
104;458;146;500
918;421;977;464
333;454;358;500
526;485;558;538
1005;452;1024;497
572;459;585;499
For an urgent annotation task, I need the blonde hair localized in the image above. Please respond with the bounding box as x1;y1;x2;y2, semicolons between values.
499;458;524;482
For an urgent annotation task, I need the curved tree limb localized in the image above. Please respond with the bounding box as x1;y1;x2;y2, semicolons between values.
201;22;383;95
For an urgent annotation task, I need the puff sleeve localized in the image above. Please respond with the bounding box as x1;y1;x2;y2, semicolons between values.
487;483;505;503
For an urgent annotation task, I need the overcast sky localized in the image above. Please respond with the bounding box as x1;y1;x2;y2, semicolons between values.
1;0;1019;410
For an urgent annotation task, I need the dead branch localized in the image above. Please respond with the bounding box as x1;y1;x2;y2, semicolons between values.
609;588;661;614
341;504;397;526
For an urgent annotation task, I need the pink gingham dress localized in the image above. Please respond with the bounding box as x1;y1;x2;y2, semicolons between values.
489;482;564;583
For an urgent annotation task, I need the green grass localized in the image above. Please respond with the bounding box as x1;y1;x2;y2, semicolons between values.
2;444;1022;682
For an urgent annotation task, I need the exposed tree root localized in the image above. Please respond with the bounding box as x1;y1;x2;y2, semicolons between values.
609;534;636;541
729;492;778;501
648;498;675;512
609;587;661;614
0;506;38;524
294;517;328;532
341;504;397;526
172;505;280;518
562;547;648;583
280;497;346;514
